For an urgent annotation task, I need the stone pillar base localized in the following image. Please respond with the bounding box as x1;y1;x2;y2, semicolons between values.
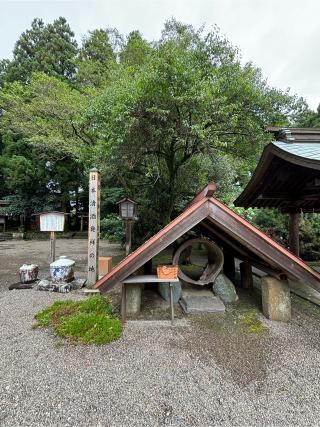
261;276;291;322
125;283;143;314
158;281;182;304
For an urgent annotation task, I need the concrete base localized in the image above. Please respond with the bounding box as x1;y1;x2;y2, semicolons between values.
180;288;225;314
261;276;291;322
158;281;182;304
82;288;100;295
126;283;143;314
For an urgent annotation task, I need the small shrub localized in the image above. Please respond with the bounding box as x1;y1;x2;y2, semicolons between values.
34;295;122;345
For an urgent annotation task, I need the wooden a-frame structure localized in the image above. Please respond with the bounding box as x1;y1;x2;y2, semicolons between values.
94;184;320;294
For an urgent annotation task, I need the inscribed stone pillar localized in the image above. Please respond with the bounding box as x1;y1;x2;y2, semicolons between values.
261;276;291;322
87;168;101;286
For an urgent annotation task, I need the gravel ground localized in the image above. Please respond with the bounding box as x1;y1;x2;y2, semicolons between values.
1;240;320;426
0;239;124;292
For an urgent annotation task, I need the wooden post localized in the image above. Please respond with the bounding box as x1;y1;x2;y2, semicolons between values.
240;261;253;289
125;220;132;256
288;212;300;257
50;231;56;262
87;168;101;287
223;251;235;279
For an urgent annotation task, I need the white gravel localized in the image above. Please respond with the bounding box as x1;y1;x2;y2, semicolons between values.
1;289;320;426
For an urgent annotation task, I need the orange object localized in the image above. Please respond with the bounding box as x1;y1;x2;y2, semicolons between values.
157;265;178;279
99;257;113;276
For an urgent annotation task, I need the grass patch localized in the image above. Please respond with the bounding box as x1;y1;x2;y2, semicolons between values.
34;295;122;345
239;310;268;334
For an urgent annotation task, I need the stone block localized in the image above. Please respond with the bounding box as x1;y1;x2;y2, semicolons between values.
82;288;100;295
126;283;143;314
261;276;291;322
70;278;86;290
158;281;182;304
180;292;225;313
212;273;238;303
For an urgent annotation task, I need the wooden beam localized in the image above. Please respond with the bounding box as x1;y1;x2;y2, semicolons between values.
95;202;210;293
199;220;283;279
240;262;253;289
208;204;320;292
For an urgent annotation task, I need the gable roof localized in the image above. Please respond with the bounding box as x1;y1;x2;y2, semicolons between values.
235;127;320;211
234;140;320;212
94;184;320;293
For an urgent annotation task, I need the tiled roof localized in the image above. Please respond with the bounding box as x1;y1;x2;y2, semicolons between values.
273;141;320;161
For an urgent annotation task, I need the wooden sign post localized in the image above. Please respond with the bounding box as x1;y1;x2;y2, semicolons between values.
87;168;101;287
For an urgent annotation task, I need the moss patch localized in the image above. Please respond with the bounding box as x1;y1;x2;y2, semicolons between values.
238;310;268;334
34;296;122;345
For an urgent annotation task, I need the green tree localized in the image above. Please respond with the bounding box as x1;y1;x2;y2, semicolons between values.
92;20;298;225
0;132;86;219
2;17;77;84
0;73;96;160
295;103;320;127
77;29;117;87
120;31;151;68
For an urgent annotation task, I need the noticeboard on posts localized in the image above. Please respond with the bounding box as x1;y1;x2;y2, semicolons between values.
40;213;65;232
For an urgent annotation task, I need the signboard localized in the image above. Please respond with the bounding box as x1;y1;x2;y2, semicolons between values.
39;213;65;232
87;168;101;286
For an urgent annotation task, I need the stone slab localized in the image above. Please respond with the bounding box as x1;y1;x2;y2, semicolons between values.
82;288;100;295
179;289;225;314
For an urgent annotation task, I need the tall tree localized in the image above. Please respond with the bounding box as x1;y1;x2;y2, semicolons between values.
92;20;298;225
76;29;117;87
3;17;77;84
119;31;151;68
0;73;95;160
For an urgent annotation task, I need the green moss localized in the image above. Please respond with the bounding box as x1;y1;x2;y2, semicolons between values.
239;310;268;334
34;300;75;327
56;312;122;345
34;295;122;345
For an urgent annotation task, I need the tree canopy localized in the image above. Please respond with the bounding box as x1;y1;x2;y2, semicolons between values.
0;17;314;241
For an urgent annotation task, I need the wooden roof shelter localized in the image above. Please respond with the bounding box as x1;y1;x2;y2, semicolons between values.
234;127;320;256
94;184;320;294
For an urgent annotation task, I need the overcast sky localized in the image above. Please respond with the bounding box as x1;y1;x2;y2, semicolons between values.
0;0;319;110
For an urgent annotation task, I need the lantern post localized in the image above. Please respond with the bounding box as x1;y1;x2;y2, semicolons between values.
87;168;101;286
117;198;138;256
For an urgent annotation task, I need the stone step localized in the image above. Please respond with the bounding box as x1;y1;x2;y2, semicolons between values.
179;288;225;314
